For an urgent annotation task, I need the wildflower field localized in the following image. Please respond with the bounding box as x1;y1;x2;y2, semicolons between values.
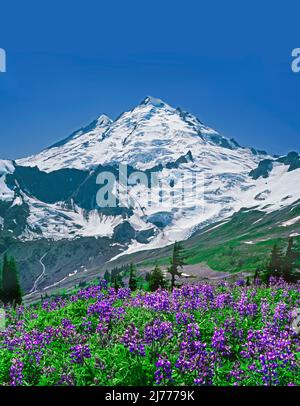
0;278;299;386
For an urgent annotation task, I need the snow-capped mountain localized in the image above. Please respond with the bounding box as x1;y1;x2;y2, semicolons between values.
18;96;259;172
1;96;300;292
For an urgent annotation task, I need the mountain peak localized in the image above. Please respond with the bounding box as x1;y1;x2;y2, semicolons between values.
17;97;268;172
45;114;112;151
140;96;166;108
96;114;113;127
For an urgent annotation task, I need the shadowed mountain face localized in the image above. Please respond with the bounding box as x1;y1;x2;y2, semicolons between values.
0;97;300;292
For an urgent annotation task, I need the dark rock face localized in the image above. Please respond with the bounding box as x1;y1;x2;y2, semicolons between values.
277;152;300;172
249;159;273;180
250;152;300;180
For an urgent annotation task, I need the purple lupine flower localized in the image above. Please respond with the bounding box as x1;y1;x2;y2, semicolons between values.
215;292;233;309
155;354;173;385
70;344;91;364
96;322;109;334
223;318;244;340
144;319;173;344
176;339;213;385
117;288;131;300
273;302;289;325
81;317;93;333
226;362;248;385
261;298;270;322
211;327;231;356
10;358;24;386
186;323;201;339
175;312;195;325
57;373;75;386
121;323;145;356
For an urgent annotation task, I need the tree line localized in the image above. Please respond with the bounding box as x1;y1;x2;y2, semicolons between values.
104;237;300;292
103;241;187;292
1;236;296;307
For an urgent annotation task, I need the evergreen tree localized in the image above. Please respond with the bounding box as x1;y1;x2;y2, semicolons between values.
264;244;283;283
149;264;166;291
1;255;22;307
1;254;9;304
103;270;111;283
117;273;124;288
113;276;120;291
113;273;124;291
128;264;138;291
282;237;299;282
0;282;3;304
10;257;22;306
168;242;186;291
110;268;117;285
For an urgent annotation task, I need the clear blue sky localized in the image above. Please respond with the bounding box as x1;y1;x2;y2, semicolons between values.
0;0;299;159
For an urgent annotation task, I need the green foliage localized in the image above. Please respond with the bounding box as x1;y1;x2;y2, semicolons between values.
113;274;124;291
264;244;284;282
148;265;167;291
263;238;300;283
103;270;111;283
0;254;22;307
128;264;138;291
282;237;300;282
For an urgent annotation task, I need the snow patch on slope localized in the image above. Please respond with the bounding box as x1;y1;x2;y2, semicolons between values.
281;215;300;227
0;175;14;201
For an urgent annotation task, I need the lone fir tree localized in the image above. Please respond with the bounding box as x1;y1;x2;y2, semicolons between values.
0;255;22;307
168;242;186;291
128;264;138;291
103;270;111;283
113;273;124;291
282;237;299;282
149;264;167;291
264;244;283;283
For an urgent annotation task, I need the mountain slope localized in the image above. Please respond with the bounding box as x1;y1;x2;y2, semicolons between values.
17;114;112;172
98;200;300;276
